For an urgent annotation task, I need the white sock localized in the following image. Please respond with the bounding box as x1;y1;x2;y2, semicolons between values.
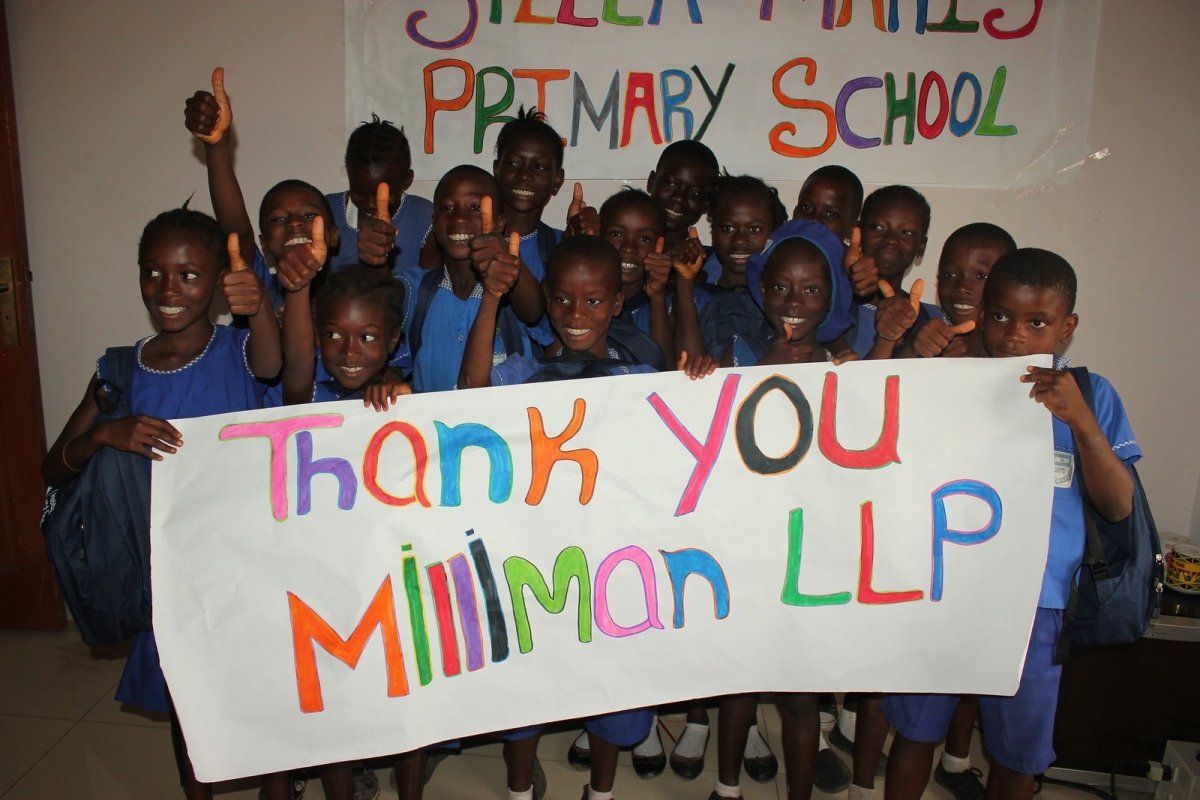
674;722;709;759
588;788;614;800
633;723;663;757
713;779;742;798
744;725;771;758
838;708;857;742
942;751;971;773
819;731;830;751
573;730;590;753
508;788;533;800
849;783;876;800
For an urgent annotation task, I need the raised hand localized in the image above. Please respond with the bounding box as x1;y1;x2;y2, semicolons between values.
358;182;398;267
644;237;671;297
188;67;231;146
275;217;327;293
677;350;718;380
874;277;923;342
910;317;977;358
844;226;880;299
566;182;600;236
220;232;264;315
671;227;706;281
363;380;413;412
480;232;522;298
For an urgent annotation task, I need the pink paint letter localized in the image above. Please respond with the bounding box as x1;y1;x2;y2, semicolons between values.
219;415;344;521
647;374;740;516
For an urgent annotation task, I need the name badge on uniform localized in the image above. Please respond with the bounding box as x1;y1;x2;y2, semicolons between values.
1054;450;1074;488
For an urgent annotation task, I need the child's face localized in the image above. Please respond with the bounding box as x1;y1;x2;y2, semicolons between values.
348;160;414;219
647;152;718;234
759;245;832;342
260;186;340;263
432;174;500;264
937;237;1007;328
493;131;564;216
792;176;857;242
982;279;1077;358
544;258;624;359
601;204;662;287
860;199;928;278
139;230;221;333
711;196;773;277
316;297;401;391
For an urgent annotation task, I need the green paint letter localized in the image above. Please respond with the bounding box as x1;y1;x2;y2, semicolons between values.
504;546;592;653
781;508;852;607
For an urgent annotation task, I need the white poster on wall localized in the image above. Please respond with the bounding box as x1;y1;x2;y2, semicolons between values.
344;1;1100;187
152;357;1054;782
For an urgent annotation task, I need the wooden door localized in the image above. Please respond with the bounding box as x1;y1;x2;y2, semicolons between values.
0;1;65;630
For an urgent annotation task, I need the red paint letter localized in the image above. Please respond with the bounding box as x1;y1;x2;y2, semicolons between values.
423;59;476;153
857;502;924;604
363;422;431;508
983;0;1041;39
770;57;836;158
620;72;663;147
917;71;948;139
818;372;900;469
647;374;741;516
288;576;408;713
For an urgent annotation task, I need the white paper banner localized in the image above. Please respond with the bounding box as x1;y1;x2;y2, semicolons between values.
344;1;1099;187
152;357;1054;782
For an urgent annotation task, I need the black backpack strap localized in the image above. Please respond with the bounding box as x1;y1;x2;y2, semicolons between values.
496;305;528;358
95;346;136;415
406;268;444;363
535;222;557;268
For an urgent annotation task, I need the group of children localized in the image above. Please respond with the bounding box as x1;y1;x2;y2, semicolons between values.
40;68;1141;800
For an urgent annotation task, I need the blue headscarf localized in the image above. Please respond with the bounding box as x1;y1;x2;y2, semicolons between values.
746;218;853;342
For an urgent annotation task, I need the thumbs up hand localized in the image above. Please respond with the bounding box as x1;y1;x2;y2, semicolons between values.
844;226;880;299
358;182;398;268
275;217;327;293
186;67;232;146
643;237;672;297
220;232;265;315
911;317;976;358
670;227;706;282
480;232;522;298
874;278;923;342
566;183;599;236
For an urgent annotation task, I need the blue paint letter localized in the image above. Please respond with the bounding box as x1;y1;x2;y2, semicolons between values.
660;69;694;141
659;548;730;628
931;480;1002;601
435;422;514;506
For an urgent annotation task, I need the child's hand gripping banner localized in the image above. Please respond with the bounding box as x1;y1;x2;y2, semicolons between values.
344;1;1100;187
152;357;1054;782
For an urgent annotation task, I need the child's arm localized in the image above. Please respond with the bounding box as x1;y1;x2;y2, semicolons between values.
41;377;183;488
184;68;256;268
275;219;328;404
865;279;924;360
670;228;706;362
1022;367;1134;523
221;234;282;378
470;198;545;324
643;237;674;362
458;232;520;389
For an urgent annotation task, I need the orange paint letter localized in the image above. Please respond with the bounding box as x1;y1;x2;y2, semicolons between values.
424;59;476;153
769;57;836;159
289;576;408;713
526;399;599;505
512;68;571;119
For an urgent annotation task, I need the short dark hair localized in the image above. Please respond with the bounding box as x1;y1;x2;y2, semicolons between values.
434;164;502;205
599;188;666;232
314;265;403;332
655;139;719;175
546;234;622;291
985;248;1078;313
345;113;412;174
495;106;564;169
941;222;1017;264
139;204;228;270
860;184;931;236
804;165;864;221
258;179;334;231
709;173;788;231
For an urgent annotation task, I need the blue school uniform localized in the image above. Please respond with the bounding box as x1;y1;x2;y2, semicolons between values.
516;223;562;347
250;245;286;318
105;325;268;714
399;265;537;393
326;190;434;274
844;297;944;358
882;365;1140;775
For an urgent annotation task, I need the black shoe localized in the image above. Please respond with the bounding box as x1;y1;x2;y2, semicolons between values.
568;734;591;771
814;748;852;794
743;726;778;782
531;757;547;800
934;763;986;800
631;727;666;779
669;726;709;780
828;726;887;777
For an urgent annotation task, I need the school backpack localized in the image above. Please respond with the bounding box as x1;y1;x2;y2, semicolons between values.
40;347;153;646
1057;366;1163;658
525;355;643;383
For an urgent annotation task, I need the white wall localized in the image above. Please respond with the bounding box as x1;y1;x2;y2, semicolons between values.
10;1;1199;540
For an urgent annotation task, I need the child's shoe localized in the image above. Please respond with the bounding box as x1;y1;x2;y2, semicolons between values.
388;751;449;792
742;724;778;782
818;694;838;733
668;722;710;779
934;763;986;800
352;766;379;800
568;730;591;771
813;748;852;794
828;724;887;777
258;776;306;800
631;724;666;778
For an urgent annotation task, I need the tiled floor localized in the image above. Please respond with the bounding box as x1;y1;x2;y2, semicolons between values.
0;624;1099;800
